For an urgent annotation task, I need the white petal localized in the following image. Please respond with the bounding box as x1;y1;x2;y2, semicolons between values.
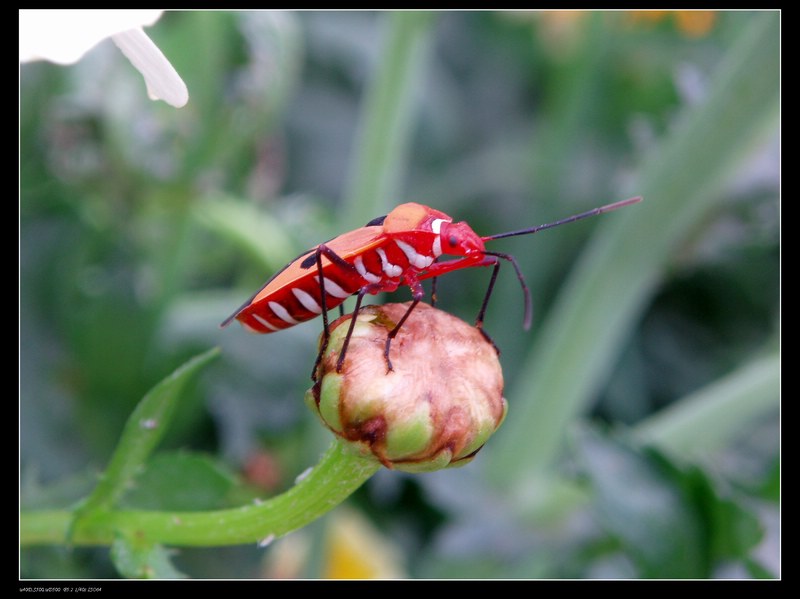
111;28;189;108
20;10;163;64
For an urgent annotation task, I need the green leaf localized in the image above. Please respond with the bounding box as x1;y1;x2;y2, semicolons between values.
759;459;780;504
119;452;241;511
574;426;764;578
647;452;763;566
73;348;220;520
574;426;706;578
194;196;300;273
110;536;187;579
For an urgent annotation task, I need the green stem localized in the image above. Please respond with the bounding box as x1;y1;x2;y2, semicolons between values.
21;438;380;548
342;11;434;229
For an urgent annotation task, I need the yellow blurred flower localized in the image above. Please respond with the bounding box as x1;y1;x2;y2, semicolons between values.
261;508;405;579
321;509;405;579
505;10;717;50
628;10;717;37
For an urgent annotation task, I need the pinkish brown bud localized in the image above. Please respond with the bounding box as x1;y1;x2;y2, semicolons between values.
305;302;507;473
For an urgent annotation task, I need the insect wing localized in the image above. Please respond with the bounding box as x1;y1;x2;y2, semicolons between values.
222;225;387;332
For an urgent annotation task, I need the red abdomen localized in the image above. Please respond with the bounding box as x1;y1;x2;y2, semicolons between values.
223;213;444;335
235;266;364;334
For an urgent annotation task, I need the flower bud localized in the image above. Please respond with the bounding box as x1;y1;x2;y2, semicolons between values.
305;302;507;473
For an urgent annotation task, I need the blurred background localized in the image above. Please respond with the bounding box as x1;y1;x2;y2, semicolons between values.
20;11;779;579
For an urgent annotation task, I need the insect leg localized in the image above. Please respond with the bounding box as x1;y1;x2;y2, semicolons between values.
310;243;362;380
335;288;369;373
384;300;420;372
382;279;426;372
312;247;331;380
474;257;501;353
482;250;532;330
474;251;533;354
314;244;360;273
430;276;438;307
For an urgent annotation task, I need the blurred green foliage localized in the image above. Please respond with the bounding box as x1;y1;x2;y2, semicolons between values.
20;10;778;579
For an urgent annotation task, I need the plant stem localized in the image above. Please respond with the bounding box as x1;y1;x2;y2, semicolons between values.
342;11;434;229
21;438;380;547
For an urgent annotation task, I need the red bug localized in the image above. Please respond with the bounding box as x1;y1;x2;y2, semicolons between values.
221;197;642;375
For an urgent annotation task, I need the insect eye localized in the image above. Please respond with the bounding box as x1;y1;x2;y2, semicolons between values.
448;235;458;247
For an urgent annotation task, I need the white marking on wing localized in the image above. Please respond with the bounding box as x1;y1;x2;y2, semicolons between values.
269;301;300;325
252;313;280;331
292;287;322;314
323;277;351;299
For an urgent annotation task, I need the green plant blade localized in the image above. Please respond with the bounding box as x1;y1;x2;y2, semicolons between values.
73;348;220;519
488;12;779;486
574;426;763;578
342;11;434;229
632;352;779;457
118;451;242;511
194;196;299;272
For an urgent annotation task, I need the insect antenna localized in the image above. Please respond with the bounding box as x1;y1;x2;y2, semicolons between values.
482;196;642;242
476;196;641;334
